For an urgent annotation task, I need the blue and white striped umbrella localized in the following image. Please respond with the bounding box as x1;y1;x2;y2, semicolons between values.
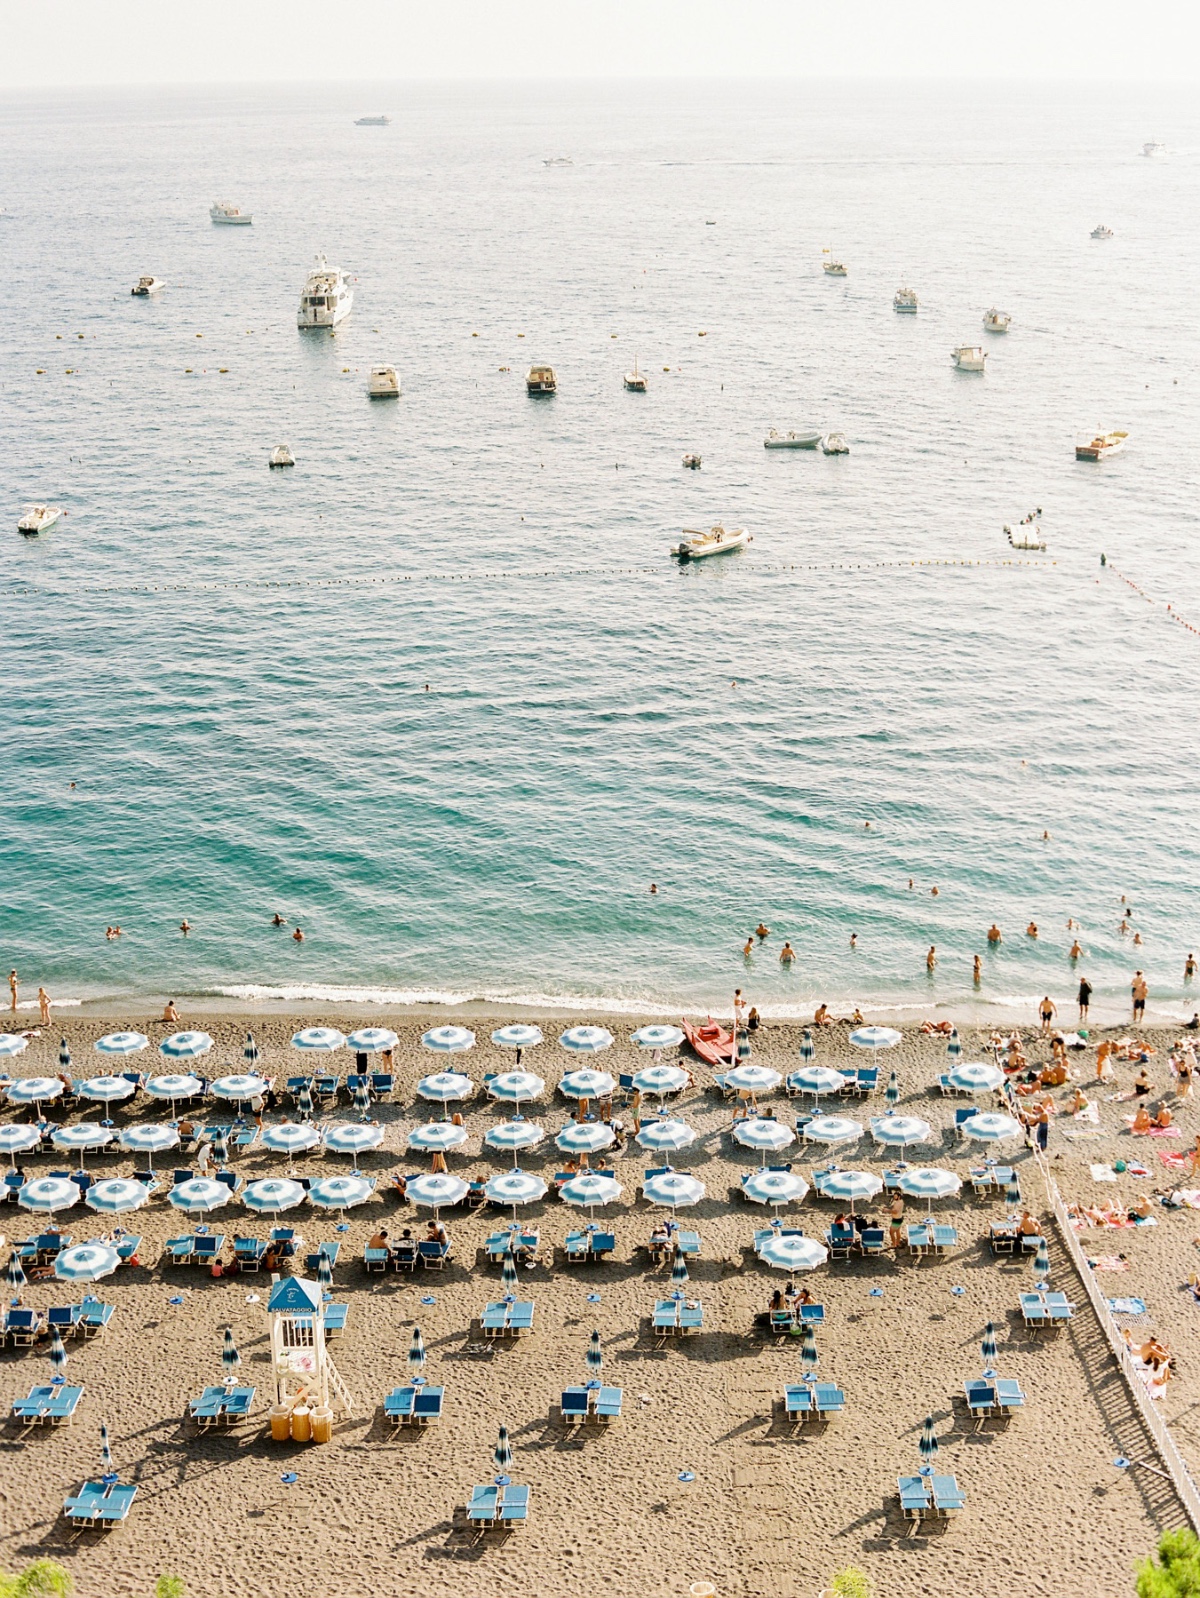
946;1029;962;1061
559;1173;622;1208
487;1071;546;1103
803;1116;863;1146
870;1114;931;1147
168;1177;231;1214
642;1171;705;1208
407;1173;469;1209
222;1326;241;1383
800;1322;818;1374
559;1069;616;1100
896;1167;962;1203
54;1242;121;1281
483;1119;546;1155
555;1122;615;1155
317;1250;335;1291
0;1124;40;1160
291;1028;346;1052
757;1234;828;1272
798;1030;816;1063
818;1169;882;1204
586;1329;603;1377
491;1025;544;1052
631;1025;685;1050
346;1027;398;1053
323;1124;384;1154
18;1177;78;1212
949;1062;1004;1093
52;1123;113;1151
242;1032;260;1066
849;1026;902;1051
1034;1237;1050;1279
635;1118;697;1152
242;1178;306;1214
961;1111;1022;1143
144;1074;204;1101
736;1031;752;1064
308;1175;374;1210
296;1083;314;1119
49;1324;68;1376
263;1123;320;1153
95;1032;149;1056
981;1321;998;1363
417;1072;474;1103
408;1327;426;1379
407;1122;468;1152
5;1254;26;1291
119;1124;179;1158
919;1414;938;1466
560;1027;614;1055
742;1168;809;1205
500;1250;518;1294
210;1074;268;1102
632;1064;689;1096
483;1169;547;1205
493;1425;513;1474
85;1178;150;1215
100;1422;114;1478
420;1026;475;1054
78;1075;137;1104
159;1032;213;1060
724;1064;782;1094
1005;1177;1021;1205
58;1039;71;1071
789;1066;846;1097
353;1080;371;1118
732;1118;795;1153
885;1070;900;1106
671;1250;690;1288
0;1034;30;1059
7;1077;64;1105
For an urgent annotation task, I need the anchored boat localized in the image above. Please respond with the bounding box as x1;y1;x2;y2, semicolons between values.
983;308;1011;333
682;454;702;469
1091;224;1113;239
764;428;821;450
131;276;163;296
671;525;751;560
1076;431;1127;461
624;358;647;392
210;201;252;225
18;504;64;535
269;445;295;468
821;433;849;455
526;365;556;394
951;346;987;371
368;365;400;398
893;287;918;313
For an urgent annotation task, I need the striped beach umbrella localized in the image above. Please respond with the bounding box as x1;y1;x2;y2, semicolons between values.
671;1249;690;1289
6;1254;27;1292
353;1080;371;1119
632;1064;689;1097
1034;1237;1050;1279
946;1029;963;1061
483;1169;547;1206
961;1111;1022;1143
291;1028;346;1053
483;1119;545;1161
347;1028;398;1054
58;1038;71;1072
558;1173;622;1210
632;1025;685;1051
52;1123;114;1152
54;1242;121;1281
316;1252;334;1290
78;1076;137;1105
885;1069;900;1106
849;1026;902;1051
222;1326;241;1385
981;1321;998;1365
635;1118;696;1153
555;1121;615;1156
262;1122;320;1154
210;1074;268;1103
159;1032;213;1060
798;1029;816;1064
559;1069;615;1101
408;1327;426;1380
919;1414;938;1469
818;1169;882;1206
95;1032;149;1056
491;1025;543;1067
500;1249;518;1295
741;1168;809;1206
118;1124;179;1169
725;1063;782;1095
0;1124;40;1164
870;1114;931;1148
896;1167;962;1207
559;1027;613;1056
7;1077;64;1106
242;1033;260;1067
487;1070;545;1104
323;1123;384;1155
0;1034;29;1059
168;1177;231;1214
308;1175;374;1211
800;1323;818;1374
421;1026;475;1055
407;1122;468;1153
143;1074;204;1105
100;1422;115;1481
789;1066;846;1098
757;1234;828;1272
643;1171;705;1209
736;1032;752;1068
296;1083;314;1120
586;1329;603;1378
18;1177;78;1213
732;1118;794;1160
242;1178;306;1214
49;1324;68;1378
1006;1177;1021;1205
804;1115;863;1146
406;1173;469;1209
949;1061;1004;1093
85;1179;150;1215
493;1425;513;1475
417;1071;474;1103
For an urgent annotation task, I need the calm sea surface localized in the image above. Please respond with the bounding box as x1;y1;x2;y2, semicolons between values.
2;80;1198;1021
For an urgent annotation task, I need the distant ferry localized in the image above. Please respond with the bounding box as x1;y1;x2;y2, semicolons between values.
297;253;353;329
355;116;391;126
893;287;918;313
1142;141;1167;159
526;365;556;394
210;201;252;225
1076;430;1127;461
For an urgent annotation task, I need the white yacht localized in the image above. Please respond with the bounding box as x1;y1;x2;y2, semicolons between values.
131;276;164;296
297;254;353;329
269;445;295;468
983;308;1011;333
368;365;400;398
210;201;252;225
18;504;64;534
1142;141;1167;159
822;248;848;277
764;428;821;449
355;115;391;126
526;364;557;394
1091;224;1113;239
821;433;849;455
951;346;987;371
624;358;647;392
672;525;751;560
1076;430;1127;462
893;287;918;313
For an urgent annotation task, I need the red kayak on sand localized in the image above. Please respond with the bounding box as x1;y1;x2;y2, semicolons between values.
682;1017;736;1068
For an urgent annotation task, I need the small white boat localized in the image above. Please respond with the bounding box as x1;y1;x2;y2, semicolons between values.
682;454;702;469
893;287;918;313
210;201;252;225
1142;141;1167;159
821;433;849;455
1076;430;1127;461
624;358;647;392
269;445;295;468
764;428;821;450
368;365;400;398
297;254;353;329
526;365;556;394
822;248;848;277
543;156;573;167
18;504;64;535
951;346;987;372
131;276;163;296
355;115;391;126
672;525;751;560
983;308;1011;333
1091;224;1113;239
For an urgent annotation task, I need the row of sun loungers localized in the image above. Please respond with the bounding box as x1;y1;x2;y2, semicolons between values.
13;1384;85;1426
63;1481;138;1531
898;1473;964;1531
188;1385;256;1427
2;1297;114;1345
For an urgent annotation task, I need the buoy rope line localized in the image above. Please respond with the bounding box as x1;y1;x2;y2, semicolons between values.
1106;562;1200;640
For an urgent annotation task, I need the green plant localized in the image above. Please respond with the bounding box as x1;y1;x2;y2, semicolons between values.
155;1580;185;1598
0;1560;74;1598
1137;1530;1200;1597
828;1570;871;1598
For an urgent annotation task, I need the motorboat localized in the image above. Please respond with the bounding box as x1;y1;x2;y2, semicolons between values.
210;201;252;225
822;249;848;277
681;1018;735;1068
543;156;573;167
682;454;702;469
1005;515;1046;551
624;358;647;392
368;365;400;398
131;276;163;296
821;432;849;455
1076;430;1127;461
671;525;751;560
951;345;987;371
18;504;64;534
983;308;1011;333
269;445;295;468
764;428;821;449
526;365;556;394
1142;141;1167;158
355;115;391;126
297;254;353;329
1091;224;1113;239
893;287;918;313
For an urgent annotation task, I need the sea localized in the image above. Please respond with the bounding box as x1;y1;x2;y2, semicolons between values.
2;78;1199;1025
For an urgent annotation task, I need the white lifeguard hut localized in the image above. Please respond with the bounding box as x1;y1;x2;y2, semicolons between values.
267;1275;351;1443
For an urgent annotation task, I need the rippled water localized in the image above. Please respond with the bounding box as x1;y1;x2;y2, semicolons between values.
2;80;1198;1019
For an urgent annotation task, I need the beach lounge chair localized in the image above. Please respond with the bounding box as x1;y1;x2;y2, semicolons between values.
930;1225;957;1254
769;1308;795;1336
859;1227;886;1256
4;1308;41;1346
47;1304;80;1336
995;1378;1026;1414
595;1385;623;1422
930;1473;965;1515
826;1225;855;1260
322;1303;348;1338
392;1240;419;1271
1045;1291;1073;1325
564;1231;590;1262
233;1126;259;1151
560;1387;590;1429
418;1240;450;1269
305;1241;340;1273
953;1108;977;1137
384;1383;444;1429
467;1482;529;1533
192;1233;225;1260
964;1379;998;1428
63;1480;138;1531
898;1475;932;1532
115;1235;142;1263
13;1384;84;1426
1020;1293;1048;1329
370;1072;394;1099
285;1076;311;1103
77;1297;114;1337
784;1384;815;1425
234;1236;267;1270
363;1247;389;1273
312;1073;340;1102
799;1302;825;1326
989;1222;1016;1256
812;1381;846;1417
172;1168;194;1186
189;1385;256;1427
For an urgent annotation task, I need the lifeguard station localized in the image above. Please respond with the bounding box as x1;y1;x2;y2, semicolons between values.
267;1275;352;1443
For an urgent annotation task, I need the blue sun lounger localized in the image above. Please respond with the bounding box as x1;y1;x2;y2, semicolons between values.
77;1296;114;1337
898;1475;931;1530
47;1305;81;1335
63;1480;138;1530
3;1308;41;1346
964;1380;999;1427
322;1303;348;1338
994;1377;1026;1413
363;1247;389;1272
13;1384;84;1426
1020;1293;1048;1329
560;1387;590;1427
467;1483;529;1530
188;1385;256;1427
384;1384;444;1428
931;1473;965;1514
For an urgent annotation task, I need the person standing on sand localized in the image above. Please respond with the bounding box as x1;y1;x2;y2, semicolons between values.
37;987;51;1025
8;970;16;1014
733;989;747;1027
1038;996;1056;1034
1078;977;1092;1022
1132;971;1148;1023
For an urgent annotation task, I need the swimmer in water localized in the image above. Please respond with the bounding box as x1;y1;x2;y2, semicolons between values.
849;933;858;949
926;945;937;971
779;942;796;965
272;913;286;927
650;883;658;894
742;938;754;958
755;924;770;940
988;924;1002;944
293;927;305;942
1026;922;1038;939
973;955;982;984
180;919;191;936
1069;939;1083;959
1187;954;1197;980
931;886;939;897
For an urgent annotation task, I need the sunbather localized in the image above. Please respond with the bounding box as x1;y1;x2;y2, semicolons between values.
1154;1104;1173;1129
1018;1211;1042;1238
1133;1068;1154;1097
425;1219;449;1247
1131;1105;1153;1133
368;1229;389;1251
389;1173;407;1200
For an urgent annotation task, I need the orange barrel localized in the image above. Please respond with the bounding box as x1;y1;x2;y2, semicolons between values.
290;1405;312;1443
269;1404;292;1442
310;1404;333;1443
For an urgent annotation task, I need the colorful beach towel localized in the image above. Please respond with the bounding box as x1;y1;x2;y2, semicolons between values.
1159;1151;1191;1169
1108;1296;1149;1319
1090;1164;1118;1183
1125;1119;1182;1137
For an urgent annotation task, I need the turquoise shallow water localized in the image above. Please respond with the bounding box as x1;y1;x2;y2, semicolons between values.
2;79;1199;1021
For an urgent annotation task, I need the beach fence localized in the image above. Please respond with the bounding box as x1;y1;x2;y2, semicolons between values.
1031;1146;1200;1530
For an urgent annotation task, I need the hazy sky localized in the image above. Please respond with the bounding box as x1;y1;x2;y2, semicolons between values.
2;0;1197;86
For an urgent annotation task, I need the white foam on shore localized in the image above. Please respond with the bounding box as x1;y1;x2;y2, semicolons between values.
11;998;83;1011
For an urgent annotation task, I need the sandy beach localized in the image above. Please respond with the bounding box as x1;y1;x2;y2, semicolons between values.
0;1008;1195;1598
